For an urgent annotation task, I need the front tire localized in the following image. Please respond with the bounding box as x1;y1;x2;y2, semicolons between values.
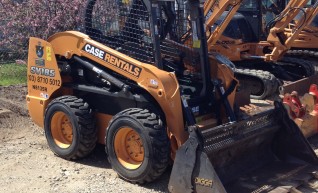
106;108;170;184
44;96;97;160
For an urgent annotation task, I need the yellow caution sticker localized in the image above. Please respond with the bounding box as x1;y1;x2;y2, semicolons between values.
46;46;52;61
193;40;201;48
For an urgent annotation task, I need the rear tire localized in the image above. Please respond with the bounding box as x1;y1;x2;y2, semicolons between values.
106;108;170;184
44;96;97;160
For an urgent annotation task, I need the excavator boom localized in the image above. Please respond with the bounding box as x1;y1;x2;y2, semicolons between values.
266;0;318;61
205;0;318;62
205;0;244;47
203;0;318;100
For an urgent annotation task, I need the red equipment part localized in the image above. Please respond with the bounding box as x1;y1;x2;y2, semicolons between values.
283;84;318;138
309;84;318;103
283;91;306;119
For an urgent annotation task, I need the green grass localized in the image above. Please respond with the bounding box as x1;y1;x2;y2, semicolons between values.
0;63;27;86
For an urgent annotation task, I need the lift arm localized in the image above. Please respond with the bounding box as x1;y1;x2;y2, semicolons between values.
265;0;318;61
204;0;244;48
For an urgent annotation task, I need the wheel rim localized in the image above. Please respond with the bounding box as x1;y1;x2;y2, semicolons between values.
114;127;144;170
51;112;73;148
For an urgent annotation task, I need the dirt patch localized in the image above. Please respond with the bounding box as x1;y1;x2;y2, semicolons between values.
0;84;28;116
0;84;27;103
0;85;169;193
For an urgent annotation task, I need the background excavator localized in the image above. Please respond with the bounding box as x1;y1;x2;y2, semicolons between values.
204;1;318;161
201;0;277;99
286;16;318;70
26;0;318;192
205;0;318;99
229;0;318;60
205;0;318;161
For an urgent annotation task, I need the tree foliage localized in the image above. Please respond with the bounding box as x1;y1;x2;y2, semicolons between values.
0;0;86;51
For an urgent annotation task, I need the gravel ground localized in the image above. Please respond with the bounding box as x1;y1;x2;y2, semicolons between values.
3;85;318;193
0;85;169;193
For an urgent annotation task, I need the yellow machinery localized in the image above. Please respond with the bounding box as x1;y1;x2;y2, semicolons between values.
203;0;318;141
264;0;318;61
27;0;318;192
205;0;318;99
205;0;318;61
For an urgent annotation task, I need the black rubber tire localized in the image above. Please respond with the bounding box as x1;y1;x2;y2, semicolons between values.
44;95;97;160
106;108;170;184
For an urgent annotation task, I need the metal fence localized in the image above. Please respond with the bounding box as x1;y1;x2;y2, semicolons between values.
0;1;86;86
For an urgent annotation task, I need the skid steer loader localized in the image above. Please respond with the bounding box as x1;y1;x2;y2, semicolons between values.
27;0;318;192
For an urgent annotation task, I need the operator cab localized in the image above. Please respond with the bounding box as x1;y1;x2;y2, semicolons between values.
85;0;238;125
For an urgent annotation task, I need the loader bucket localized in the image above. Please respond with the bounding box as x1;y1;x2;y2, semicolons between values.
169;102;318;193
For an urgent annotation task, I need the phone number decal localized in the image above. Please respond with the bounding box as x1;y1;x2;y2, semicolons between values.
28;75;61;86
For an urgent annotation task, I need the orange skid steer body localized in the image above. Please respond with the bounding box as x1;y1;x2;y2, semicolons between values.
26;0;318;192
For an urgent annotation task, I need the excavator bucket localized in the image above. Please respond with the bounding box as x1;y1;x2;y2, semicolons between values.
169;102;318;193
